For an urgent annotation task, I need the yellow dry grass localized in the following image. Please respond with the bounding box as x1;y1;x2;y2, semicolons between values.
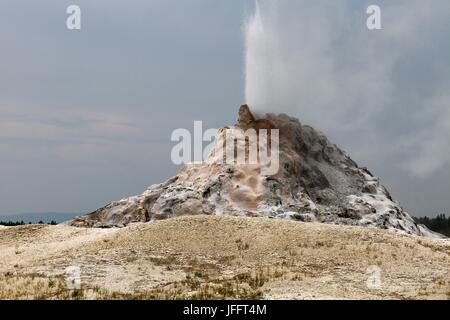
0;216;449;300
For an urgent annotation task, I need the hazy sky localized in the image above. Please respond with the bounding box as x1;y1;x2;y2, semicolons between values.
0;0;449;217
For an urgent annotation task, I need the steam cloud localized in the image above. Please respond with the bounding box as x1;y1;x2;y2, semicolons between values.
244;0;450;177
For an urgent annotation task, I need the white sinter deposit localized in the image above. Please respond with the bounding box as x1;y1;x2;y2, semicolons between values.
68;106;443;239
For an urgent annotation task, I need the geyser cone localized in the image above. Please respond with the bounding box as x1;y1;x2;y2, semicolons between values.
68;106;444;239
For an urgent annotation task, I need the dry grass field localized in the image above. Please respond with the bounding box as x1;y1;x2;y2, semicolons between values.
0;216;449;300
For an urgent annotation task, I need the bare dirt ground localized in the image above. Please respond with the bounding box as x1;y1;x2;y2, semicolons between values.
0;216;449;300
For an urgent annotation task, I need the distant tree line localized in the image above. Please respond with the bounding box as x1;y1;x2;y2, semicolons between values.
414;214;450;237
2;215;449;237
0;220;57;226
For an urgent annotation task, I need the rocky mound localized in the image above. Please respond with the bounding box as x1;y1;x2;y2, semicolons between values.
68;106;442;238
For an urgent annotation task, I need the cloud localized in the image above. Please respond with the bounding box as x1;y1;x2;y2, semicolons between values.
244;0;450;177
398;95;450;177
0;105;141;162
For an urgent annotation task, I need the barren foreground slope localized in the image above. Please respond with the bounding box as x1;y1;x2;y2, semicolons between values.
0;216;449;300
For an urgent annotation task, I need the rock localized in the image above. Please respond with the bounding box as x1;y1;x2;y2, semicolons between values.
67;105;444;238
237;104;256;127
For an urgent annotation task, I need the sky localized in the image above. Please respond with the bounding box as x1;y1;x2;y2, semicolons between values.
0;0;449;217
